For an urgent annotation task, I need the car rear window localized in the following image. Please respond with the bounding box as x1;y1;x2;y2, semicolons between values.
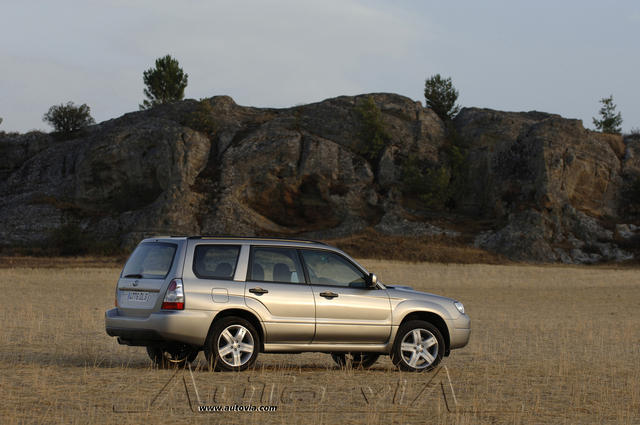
193;245;241;280
122;242;177;279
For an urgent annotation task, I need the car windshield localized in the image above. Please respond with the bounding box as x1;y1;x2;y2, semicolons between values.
122;242;177;279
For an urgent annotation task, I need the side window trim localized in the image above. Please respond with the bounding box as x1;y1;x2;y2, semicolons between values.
192;244;242;281
234;244;250;281
246;245;255;282
247;245;309;285
297;249;311;284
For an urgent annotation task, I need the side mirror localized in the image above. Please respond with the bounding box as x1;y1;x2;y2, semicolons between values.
368;273;378;288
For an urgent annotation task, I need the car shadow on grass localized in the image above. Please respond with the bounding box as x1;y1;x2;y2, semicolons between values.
0;350;403;373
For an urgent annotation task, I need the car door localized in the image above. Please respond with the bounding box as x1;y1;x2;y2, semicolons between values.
300;249;392;344
244;246;316;343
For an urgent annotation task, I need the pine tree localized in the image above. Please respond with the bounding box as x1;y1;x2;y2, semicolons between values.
424;74;461;121
592;95;622;134
140;55;188;110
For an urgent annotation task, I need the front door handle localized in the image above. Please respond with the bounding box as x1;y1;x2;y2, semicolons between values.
319;291;339;299
249;287;269;295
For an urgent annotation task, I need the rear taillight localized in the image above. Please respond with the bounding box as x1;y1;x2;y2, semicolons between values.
162;278;184;310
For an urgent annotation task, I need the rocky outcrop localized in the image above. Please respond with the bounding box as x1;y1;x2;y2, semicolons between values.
0;116;211;246
0;94;637;263
454;108;632;262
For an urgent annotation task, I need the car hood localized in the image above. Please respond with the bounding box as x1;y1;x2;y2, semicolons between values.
385;284;456;304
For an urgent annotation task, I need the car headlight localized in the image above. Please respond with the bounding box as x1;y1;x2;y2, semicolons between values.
453;301;465;314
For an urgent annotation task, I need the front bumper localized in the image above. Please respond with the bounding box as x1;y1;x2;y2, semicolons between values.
449;314;471;349
105;308;215;347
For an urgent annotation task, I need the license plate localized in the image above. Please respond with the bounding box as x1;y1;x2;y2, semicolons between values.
127;291;151;303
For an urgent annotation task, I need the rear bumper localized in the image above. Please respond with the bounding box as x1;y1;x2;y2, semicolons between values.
449;314;471;349
105;308;214;347
106;327;164;346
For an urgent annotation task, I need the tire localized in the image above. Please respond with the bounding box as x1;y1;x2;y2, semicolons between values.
205;316;260;372
146;344;199;369
391;320;444;372
331;353;380;369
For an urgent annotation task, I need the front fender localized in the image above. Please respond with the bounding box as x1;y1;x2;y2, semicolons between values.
391;299;453;326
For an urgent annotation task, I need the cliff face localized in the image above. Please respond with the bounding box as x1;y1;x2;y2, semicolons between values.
0;94;637;263
454;109;632;262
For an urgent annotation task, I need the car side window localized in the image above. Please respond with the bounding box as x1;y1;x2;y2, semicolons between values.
193;245;241;280
301;250;367;288
249;247;305;284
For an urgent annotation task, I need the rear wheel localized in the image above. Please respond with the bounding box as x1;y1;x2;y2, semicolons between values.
391;320;444;372
205;316;260;372
331;352;380;369
146;344;199;368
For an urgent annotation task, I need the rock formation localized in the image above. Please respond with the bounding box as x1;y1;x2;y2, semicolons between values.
0;93;637;263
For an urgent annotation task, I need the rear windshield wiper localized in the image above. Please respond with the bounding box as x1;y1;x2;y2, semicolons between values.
124;273;143;278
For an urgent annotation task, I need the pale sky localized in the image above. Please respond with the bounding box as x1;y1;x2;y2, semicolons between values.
1;0;638;133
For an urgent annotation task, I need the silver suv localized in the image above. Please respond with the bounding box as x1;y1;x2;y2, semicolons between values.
105;237;470;372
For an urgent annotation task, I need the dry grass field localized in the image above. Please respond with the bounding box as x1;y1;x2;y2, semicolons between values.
0;258;639;424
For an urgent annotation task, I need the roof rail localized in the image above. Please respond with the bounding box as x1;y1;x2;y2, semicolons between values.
187;235;328;245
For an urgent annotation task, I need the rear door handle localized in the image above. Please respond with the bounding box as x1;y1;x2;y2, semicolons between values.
249;287;269;295
319;291;338;299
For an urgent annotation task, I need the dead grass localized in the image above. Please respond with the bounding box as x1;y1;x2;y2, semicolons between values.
328;229;508;264
0;256;125;269
0;260;638;424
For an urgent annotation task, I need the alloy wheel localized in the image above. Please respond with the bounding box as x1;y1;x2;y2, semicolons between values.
216;324;255;367
399;328;439;369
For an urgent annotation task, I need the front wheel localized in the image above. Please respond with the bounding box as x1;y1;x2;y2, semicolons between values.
205;317;260;371
331;353;380;369
391;320;444;372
